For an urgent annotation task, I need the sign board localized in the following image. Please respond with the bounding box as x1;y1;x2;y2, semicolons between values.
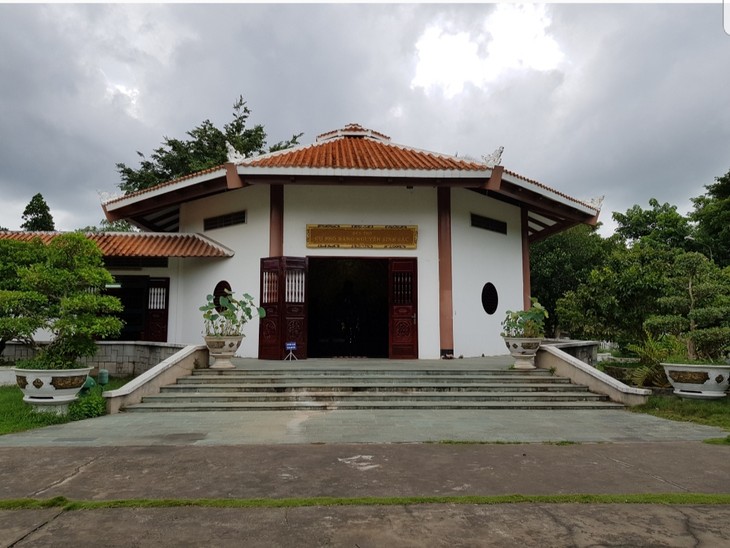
306;224;418;249
285;342;297;351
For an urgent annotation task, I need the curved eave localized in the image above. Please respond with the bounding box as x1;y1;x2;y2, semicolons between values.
102;164;600;239
238;165;493;180
103;168;228;230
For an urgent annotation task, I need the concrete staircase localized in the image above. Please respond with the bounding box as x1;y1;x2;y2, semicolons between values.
124;362;624;412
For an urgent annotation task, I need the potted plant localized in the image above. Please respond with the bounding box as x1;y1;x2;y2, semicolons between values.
200;289;265;369
641;251;730;398
661;360;730;399
660;341;730;400
11;234;123;414
501;298;549;369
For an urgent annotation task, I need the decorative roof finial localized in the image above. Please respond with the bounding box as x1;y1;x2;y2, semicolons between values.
482;146;504;168
585;195;605;211
226;141;246;163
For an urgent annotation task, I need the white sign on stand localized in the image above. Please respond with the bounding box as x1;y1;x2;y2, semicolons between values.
285;342;298;361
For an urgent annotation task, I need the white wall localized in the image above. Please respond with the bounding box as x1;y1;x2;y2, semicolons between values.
284;185;441;359
450;189;524;357
177;185;270;356
168;184;525;360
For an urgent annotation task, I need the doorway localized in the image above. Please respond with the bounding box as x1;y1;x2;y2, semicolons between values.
308;258;389;358
258;256;418;359
105;276;169;342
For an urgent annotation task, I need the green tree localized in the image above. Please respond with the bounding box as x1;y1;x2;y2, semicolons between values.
116;96;302;194
18;233;123;368
0;238;49;357
690;168;730;267
78;219;138;233
530;224;614;337
612;198;693;250
644;252;730;360
20;193;55;231
556;242;674;348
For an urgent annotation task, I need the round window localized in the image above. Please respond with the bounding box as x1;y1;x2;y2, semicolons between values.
481;283;498;315
213;280;232;312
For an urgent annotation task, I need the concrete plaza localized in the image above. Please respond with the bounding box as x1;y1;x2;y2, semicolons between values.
1;358;728;546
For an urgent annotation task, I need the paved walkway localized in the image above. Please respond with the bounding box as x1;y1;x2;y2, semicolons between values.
0;408;726;447
1;358;729;546
1;442;729;546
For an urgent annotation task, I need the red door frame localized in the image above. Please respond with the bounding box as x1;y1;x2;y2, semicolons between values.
259;256;418;360
258;257;308;360
388;258;419;359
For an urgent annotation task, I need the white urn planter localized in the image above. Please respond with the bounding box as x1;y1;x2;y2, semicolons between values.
502;337;542;370
204;335;243;369
661;363;730;399
13;367;92;414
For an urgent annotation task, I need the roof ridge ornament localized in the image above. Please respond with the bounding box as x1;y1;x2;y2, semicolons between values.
584;195;605;211
482;146;504;168
97;190;123;205
316;124;391;143
226;141;247;163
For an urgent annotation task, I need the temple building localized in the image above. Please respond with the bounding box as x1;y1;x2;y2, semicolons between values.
6;124;601;359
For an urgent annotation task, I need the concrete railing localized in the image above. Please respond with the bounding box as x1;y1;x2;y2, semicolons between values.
1;341;188;377
542;339;599;366
104;345;207;414
536;345;650;406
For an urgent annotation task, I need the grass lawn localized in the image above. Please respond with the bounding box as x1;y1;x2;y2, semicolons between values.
631;394;730;431
0;376;132;436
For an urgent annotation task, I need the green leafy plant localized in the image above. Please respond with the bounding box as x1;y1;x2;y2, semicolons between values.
626;331;685;387
501;298;549;338
13;233;123;370
199;289;265;337
68;388;106;421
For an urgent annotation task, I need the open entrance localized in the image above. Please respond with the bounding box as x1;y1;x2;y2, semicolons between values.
258;257;418;359
105;276;169;342
308;258;389;358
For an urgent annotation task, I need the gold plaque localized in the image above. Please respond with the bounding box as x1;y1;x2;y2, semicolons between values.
306;225;418;249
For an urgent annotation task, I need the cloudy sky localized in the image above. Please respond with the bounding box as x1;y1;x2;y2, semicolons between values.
1;2;728;235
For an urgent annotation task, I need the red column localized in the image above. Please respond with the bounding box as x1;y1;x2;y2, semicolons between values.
521;207;531;309
437;187;454;357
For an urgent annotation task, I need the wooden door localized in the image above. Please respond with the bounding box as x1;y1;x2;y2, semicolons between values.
259;257;308;359
389;258;418;359
144;278;169;342
105;276;169;342
106;275;148;341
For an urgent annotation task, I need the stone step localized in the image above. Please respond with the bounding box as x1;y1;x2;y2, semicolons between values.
142;391;610;403
179;375;568;385
191;368;550;377
125;400;625;412
126;365;623;413
162;382;587;393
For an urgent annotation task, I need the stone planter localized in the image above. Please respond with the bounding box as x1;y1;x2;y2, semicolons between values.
661;363;730;399
502;337;542;370
204;335;243;369
13;367;93;414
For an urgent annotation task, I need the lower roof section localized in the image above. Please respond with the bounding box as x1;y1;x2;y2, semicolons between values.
0;231;234;258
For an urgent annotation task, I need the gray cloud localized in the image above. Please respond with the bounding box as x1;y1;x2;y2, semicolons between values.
0;4;728;234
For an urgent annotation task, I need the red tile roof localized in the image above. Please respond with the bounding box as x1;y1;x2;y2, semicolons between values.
242;123;486;171
102;124;599;215
0;232;233;258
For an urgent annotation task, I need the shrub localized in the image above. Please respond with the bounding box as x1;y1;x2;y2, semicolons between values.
68;388;107;421
627;332;684;387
